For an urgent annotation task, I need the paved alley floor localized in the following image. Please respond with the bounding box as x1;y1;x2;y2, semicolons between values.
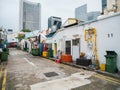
1;48;120;90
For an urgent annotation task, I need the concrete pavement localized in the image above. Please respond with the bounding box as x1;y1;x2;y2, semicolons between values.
1;48;120;90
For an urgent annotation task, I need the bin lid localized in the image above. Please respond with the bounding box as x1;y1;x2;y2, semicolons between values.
104;55;117;57
106;51;117;55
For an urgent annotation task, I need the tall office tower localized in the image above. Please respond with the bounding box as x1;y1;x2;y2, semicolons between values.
87;11;101;20
19;0;41;31
75;4;87;21
102;0;107;13
48;16;62;33
75;4;101;21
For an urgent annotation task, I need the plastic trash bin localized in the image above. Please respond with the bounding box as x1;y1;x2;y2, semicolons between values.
104;51;117;73
1;52;8;62
32;49;39;56
47;49;53;58
42;51;48;57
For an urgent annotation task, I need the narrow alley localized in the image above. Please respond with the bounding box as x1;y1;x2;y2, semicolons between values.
1;0;120;90
0;48;120;90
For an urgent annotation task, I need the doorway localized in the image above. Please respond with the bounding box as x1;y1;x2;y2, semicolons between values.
72;38;80;61
65;41;71;54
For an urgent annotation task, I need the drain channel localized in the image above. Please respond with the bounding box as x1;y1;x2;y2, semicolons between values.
44;72;58;77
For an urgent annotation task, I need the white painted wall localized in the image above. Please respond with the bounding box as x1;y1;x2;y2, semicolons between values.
46;12;120;71
96;13;120;71
72;46;79;61
81;13;120;71
46;26;81;58
7;34;18;43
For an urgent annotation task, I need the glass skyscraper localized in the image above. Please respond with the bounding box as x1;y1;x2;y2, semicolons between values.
75;4;101;21
102;0;107;13
19;0;41;31
75;4;87;21
48;16;62;33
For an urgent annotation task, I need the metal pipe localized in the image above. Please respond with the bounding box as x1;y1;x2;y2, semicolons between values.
94;28;99;68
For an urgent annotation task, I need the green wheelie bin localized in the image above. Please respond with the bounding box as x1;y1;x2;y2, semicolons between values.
105;51;117;73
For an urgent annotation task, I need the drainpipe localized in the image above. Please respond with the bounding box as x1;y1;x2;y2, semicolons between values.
94;28;99;69
84;30;87;41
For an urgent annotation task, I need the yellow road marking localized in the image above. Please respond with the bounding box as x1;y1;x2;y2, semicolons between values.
96;74;120;82
2;68;7;90
0;63;4;78
94;73;120;85
0;67;2;78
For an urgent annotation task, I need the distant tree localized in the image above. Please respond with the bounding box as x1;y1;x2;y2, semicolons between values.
17;34;25;41
21;29;31;32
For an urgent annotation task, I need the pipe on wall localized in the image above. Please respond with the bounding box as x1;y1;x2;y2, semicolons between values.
84;28;99;68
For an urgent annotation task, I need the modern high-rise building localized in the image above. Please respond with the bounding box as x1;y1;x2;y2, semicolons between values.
75;4;100;21
19;0;41;31
48;16;62;33
102;0;107;13
75;4;87;21
87;11;101;20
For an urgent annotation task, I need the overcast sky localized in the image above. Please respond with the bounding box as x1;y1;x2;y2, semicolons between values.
0;0;102;32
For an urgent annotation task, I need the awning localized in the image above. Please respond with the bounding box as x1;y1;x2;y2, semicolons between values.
25;30;40;38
